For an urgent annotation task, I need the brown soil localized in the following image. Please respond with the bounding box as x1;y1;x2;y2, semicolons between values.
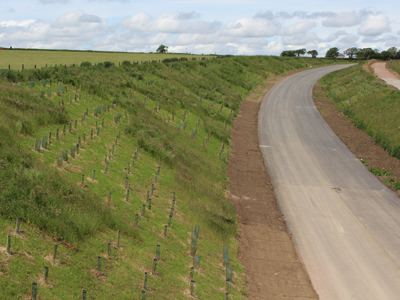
313;82;400;197
227;70;319;299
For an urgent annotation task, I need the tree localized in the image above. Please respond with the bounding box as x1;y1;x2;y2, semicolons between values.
344;47;358;60
356;48;375;60
280;50;296;57
380;50;391;61
156;45;168;53
307;50;318;58
294;48;306;57
387;47;398;58
325;47;339;58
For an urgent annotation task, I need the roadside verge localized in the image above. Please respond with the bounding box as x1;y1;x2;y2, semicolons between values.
227;69;320;300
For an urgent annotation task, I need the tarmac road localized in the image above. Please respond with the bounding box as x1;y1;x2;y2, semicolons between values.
258;65;400;300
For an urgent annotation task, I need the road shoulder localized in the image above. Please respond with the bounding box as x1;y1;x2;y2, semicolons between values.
227;70;319;300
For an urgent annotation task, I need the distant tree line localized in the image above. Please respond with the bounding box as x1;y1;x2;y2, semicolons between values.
281;49;318;58
280;46;400;60
325;46;400;60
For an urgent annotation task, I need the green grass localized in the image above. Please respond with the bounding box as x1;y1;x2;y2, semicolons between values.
319;63;400;159
0;55;341;299
368;167;393;176
0;49;209;70
391;60;400;76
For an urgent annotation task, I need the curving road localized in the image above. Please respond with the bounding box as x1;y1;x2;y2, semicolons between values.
258;65;400;300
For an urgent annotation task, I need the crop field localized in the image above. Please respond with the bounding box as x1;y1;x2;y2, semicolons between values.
317;64;400;190
0;49;207;70
0;55;339;299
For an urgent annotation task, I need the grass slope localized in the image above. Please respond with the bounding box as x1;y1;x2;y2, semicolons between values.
391;60;400;76
317;63;400;191
0;56;338;299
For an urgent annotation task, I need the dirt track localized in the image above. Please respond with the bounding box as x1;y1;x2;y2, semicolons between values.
371;62;400;89
227;73;318;299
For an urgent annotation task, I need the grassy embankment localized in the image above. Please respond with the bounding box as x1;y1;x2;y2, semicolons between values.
0;55;338;299
0;49;209;70
390;60;400;75
316;63;400;190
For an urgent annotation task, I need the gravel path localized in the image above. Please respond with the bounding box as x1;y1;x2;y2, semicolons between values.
371;62;400;89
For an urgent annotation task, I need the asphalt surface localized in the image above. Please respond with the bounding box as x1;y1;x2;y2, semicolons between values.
258;65;400;300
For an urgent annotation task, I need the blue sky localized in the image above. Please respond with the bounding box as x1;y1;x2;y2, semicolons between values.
0;0;399;56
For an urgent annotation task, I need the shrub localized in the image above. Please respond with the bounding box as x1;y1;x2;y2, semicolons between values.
162;57;179;63
80;61;92;67
104;61;114;68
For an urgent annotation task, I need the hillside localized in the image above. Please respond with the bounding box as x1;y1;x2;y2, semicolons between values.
0;55;338;299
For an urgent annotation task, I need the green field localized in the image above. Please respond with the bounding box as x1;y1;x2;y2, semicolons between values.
0;54;340;299
0;49;208;70
317;63;400;190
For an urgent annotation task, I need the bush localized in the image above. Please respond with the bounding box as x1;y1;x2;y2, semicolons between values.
80;61;92;67
162;57;179;63
104;61;114;68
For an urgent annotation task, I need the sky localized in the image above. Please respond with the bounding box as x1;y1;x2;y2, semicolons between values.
0;0;399;56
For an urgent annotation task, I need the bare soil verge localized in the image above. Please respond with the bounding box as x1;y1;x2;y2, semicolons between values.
313;82;400;197
228;70;319;299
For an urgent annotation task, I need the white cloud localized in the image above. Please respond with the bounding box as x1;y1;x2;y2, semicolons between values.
79;14;102;23
322;11;361;27
279;21;316;36
282;33;320;45
325;30;347;42
121;12;220;34
357;14;391;36
361;35;400;47
253;11;274;20
220;18;280;37
254;10;335;20
176;11;201;20
336;35;358;48
0;7;398;56
0;11;108;49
